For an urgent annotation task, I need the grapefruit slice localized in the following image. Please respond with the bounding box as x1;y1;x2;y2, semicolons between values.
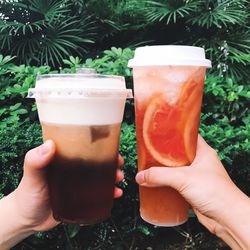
183;109;200;163
142;95;189;167
137;144;147;171
183;83;203;163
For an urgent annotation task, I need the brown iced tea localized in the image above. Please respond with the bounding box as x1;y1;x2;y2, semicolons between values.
42;122;121;224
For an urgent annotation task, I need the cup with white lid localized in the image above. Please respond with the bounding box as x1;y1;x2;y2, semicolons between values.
128;45;211;226
28;72;132;224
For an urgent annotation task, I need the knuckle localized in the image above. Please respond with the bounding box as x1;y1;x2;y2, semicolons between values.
24;148;36;167
24;149;32;164
210;147;219;158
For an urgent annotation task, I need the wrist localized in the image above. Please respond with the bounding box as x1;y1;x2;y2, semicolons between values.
216;188;250;249
0;192;34;249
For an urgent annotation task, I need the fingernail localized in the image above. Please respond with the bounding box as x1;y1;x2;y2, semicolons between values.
136;171;145;184
39;140;52;156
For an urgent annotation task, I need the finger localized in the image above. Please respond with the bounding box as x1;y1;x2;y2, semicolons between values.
136;167;188;191
114;187;123;198
116;169;124;182
118;154;124;168
23;140;56;186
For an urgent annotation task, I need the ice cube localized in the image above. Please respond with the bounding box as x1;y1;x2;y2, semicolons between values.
164;86;180;105
162;67;200;85
90;125;110;143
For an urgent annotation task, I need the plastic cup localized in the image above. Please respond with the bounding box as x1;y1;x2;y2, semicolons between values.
128;45;211;226
28;73;132;225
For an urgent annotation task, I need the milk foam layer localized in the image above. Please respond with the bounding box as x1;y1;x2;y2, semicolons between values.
37;98;126;125
33;74;131;125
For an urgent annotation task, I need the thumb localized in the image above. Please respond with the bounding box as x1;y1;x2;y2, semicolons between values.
23;140;56;186
136;166;189;191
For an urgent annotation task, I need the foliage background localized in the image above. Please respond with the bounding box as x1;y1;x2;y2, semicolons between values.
0;0;249;249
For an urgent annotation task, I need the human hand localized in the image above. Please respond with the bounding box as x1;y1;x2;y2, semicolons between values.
13;140;124;232
136;135;250;249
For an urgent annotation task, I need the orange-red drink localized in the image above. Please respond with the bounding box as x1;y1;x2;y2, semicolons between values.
129;46;211;226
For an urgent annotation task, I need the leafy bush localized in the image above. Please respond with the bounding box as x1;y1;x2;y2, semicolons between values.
0;123;42;198
200;120;250;194
0;59;52;129
203;75;249;125
201;73;250;193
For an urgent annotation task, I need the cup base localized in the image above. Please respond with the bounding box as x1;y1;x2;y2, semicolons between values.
140;214;188;227
55;216;110;225
54;211;111;225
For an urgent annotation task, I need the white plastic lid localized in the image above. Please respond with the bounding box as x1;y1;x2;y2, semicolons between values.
28;74;133;99
128;45;211;68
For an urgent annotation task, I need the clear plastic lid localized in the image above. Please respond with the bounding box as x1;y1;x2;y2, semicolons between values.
128;45;211;68
27;73;133;99
76;68;97;74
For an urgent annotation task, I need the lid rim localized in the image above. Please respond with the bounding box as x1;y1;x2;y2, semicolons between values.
36;74;124;80
128;45;212;68
128;60;212;68
27;88;133;99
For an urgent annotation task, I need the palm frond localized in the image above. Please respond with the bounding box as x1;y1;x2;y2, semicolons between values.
145;0;200;24
194;28;250;81
226;63;250;81
14;0;70;22
0;0;97;67
0;28;12;50
189;0;249;28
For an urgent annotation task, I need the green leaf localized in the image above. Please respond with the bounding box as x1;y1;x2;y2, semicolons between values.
67;224;81;239
138;225;150;236
0;108;7;116
14;109;28;115
63;59;73;66
9;103;22;111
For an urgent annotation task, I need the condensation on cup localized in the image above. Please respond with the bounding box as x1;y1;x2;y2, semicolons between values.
28;72;132;225
129;45;211;226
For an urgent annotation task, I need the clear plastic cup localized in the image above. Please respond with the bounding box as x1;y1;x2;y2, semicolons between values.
129;45;211;226
28;73;132;224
